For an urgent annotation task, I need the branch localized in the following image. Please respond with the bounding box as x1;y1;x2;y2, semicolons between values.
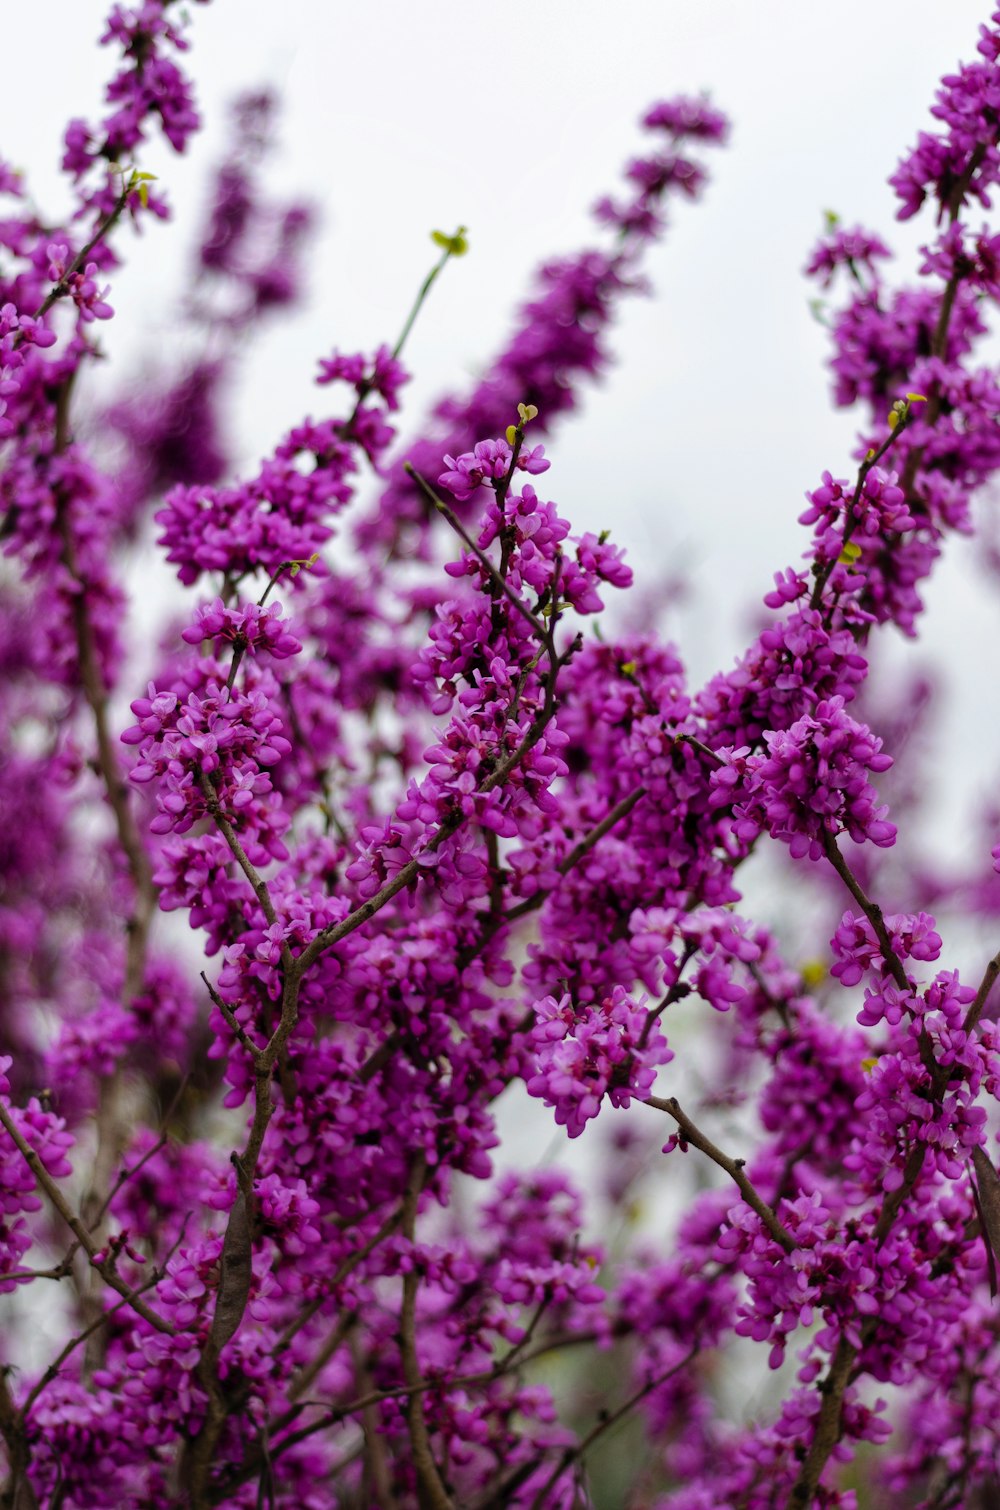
820;830;910;992
30;184;131;325
17;1222;186;1423
503;786;647;926
295;639;575;978
201;972;264;1062
963;944;1000;1036
526;1346;699;1510
398;1154;454;1510
0;1100;174;1335
404;464;551;645
808;411;916;616
0;1368;38;1510
787;1332;857;1508
645;1095;796;1253
197;772;284;940
212;1330;603;1503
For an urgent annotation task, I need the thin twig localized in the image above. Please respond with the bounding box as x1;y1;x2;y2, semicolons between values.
645;1095;796;1253
963;944;1000;1036
197;772;285;945
0;1100;174;1335
32;184;131;324
527;1346;699;1510
201;972;263;1061
404;464;551;644
820;830;910;992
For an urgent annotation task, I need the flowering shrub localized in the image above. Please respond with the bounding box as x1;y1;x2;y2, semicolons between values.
1;5;1000;1508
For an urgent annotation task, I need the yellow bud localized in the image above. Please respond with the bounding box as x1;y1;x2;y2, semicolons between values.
517;402;539;424
838;540;862;565
861;1056;879;1073
620;661;637;677
905;392;928;403
887;409;899;431
431;226;469;256
505;424;517;446
801;960;827;988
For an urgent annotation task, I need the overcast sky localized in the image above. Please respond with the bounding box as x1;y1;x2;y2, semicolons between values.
5;1;998;851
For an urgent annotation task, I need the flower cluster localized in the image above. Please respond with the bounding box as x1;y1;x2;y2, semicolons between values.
890;8;1000;220
712;696;896;859
122;658;291;859
526;986;673;1137
180;598;303;660
830;908;943;987
0;1057;75;1289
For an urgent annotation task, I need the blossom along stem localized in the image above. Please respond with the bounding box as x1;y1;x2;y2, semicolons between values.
404;461;553;645
502;784;649;925
219;1331;607;1506
808;408;915;616
17;1223;188;1423
646;1095;797;1252
196;770;285;940
792;828;1000;1500
30;180;133;327
293;636;576;977
184;629;573;1478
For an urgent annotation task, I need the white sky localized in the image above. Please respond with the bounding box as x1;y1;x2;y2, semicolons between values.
4;1;999;854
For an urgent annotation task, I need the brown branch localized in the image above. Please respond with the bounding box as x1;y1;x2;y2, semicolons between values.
32;185;131;325
197;772;284;942
0;1368;38;1510
645;1095;796;1253
503;786;647;926
787;1333;857;1508
820;830;910;992
212;1330;603;1504
399;1154;454;1510
201;972;264;1061
963;944;1000;1036
403;464;551;646
527;1346;699;1510
0;1100;173;1335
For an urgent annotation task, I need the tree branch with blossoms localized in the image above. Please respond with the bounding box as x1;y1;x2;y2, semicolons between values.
4;5;1000;1508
